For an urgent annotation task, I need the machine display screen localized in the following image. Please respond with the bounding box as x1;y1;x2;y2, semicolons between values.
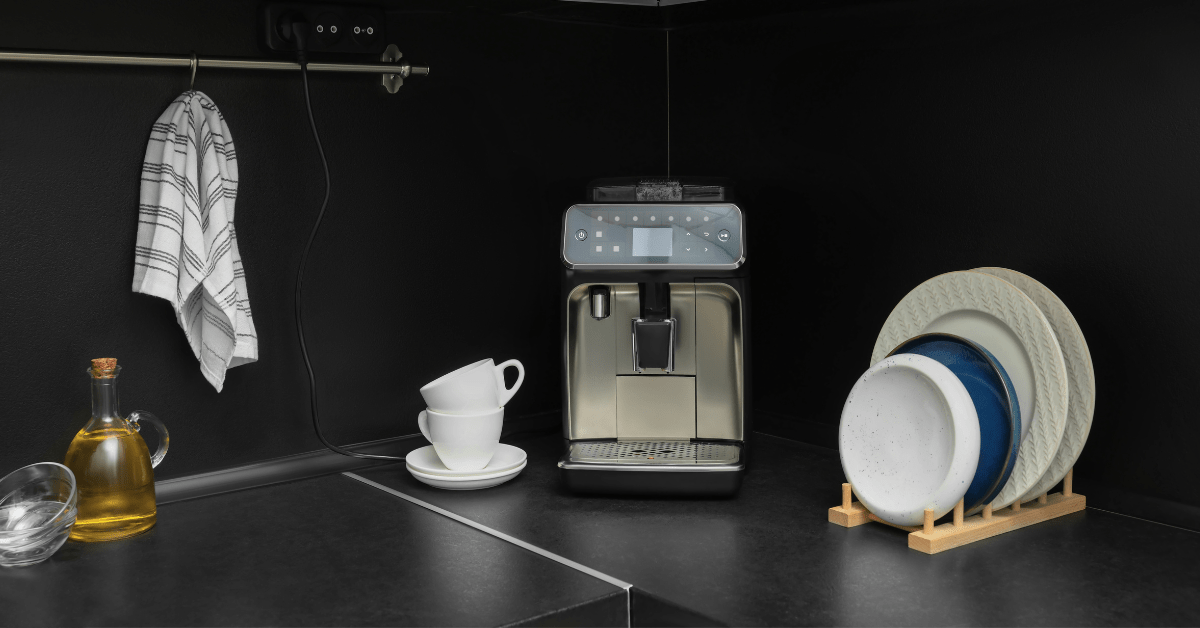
632;228;673;257
561;203;743;269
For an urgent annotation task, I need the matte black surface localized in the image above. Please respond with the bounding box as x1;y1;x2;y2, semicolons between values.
359;431;1200;626
504;590;626;628
154;435;420;505
630;589;724;628
670;0;1200;525
155;411;558;505
0;474;621;627
0;2;665;479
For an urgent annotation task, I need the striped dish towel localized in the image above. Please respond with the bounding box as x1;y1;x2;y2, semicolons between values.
132;91;257;392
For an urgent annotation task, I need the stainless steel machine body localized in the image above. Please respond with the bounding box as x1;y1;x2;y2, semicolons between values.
559;202;750;496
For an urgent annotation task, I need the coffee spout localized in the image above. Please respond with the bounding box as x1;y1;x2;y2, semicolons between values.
632;282;676;372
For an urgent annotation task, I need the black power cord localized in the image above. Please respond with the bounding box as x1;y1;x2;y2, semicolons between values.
292;22;403;461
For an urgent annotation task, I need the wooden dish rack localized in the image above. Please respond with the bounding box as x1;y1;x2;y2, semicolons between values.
829;469;1085;554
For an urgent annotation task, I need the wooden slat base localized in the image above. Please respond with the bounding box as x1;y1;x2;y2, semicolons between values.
829;473;1086;554
908;492;1085;554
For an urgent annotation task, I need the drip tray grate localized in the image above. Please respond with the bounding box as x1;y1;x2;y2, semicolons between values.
568;441;740;465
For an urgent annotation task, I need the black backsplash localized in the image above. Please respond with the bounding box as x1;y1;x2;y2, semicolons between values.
671;0;1200;525
0;1;666;479
5;0;1199;529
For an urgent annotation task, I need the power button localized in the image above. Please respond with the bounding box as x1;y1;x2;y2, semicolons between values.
575;229;588;241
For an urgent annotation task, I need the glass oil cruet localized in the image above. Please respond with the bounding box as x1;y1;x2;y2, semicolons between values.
63;358;168;542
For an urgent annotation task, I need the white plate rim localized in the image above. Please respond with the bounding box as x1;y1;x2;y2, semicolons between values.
406;459;527;482
974;267;1096;501
405;444;526;477
840;354;981;526
870;270;1069;509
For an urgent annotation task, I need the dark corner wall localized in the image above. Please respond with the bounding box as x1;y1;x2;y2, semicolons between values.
0;1;666;480
5;0;1198;531
670;0;1200;528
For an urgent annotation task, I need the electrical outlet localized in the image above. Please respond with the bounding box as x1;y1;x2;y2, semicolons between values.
263;4;387;54
350;14;379;48
315;12;344;47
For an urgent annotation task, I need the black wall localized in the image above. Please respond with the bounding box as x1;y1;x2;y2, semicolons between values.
0;2;666;479
4;0;1197;530
671;0;1200;527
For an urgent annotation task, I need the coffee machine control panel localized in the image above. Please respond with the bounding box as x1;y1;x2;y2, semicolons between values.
561;203;744;270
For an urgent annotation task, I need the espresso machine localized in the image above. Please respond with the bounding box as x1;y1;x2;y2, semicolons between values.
558;178;750;496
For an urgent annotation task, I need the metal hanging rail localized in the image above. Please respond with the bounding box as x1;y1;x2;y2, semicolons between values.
0;48;429;90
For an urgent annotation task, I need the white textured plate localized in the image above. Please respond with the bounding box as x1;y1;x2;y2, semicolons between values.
406;460;527;490
406;444;527;477
840;354;980;527
975;268;1096;502
871;271;1069;509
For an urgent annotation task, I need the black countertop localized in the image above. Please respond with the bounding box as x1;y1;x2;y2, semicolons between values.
0;473;623;627
4;431;1200;626
357;431;1200;627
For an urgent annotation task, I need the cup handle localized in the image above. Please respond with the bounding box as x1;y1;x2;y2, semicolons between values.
494;359;525;407
418;410;431;443
128;411;169;469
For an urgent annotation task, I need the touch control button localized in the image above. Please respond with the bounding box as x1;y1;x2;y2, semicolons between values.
575;229;588;241
718;229;731;242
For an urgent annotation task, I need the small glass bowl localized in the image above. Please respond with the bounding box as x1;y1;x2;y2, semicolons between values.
0;462;78;567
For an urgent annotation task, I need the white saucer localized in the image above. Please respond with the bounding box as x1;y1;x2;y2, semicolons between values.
406;444;527;477
407;460;527;490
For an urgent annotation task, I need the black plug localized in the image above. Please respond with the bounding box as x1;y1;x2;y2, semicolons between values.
292;20;311;65
278;12;312;64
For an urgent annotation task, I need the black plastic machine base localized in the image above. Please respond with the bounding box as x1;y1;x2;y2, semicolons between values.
560;468;744;497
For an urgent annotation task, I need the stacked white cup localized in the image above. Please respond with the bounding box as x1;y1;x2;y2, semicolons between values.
417;358;525;471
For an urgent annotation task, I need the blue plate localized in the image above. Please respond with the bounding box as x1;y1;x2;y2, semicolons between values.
888;334;1021;514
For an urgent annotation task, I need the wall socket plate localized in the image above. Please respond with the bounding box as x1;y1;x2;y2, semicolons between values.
263;3;387;55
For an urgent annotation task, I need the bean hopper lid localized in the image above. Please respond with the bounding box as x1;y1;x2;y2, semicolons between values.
587;177;733;204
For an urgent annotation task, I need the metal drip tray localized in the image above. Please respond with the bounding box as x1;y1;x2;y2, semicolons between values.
560;440;743;472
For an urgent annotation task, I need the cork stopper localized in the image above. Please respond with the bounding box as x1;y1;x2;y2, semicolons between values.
90;358;118;378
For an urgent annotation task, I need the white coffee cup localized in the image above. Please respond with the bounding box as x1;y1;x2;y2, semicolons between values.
420;358;524;414
417;407;504;471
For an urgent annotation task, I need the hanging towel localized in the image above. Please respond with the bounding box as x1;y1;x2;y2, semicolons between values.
132;91;257;392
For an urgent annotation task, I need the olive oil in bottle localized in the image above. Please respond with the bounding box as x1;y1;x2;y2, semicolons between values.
64;358;169;542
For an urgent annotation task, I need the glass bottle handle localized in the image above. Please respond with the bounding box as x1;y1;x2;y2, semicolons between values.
128;411;169;468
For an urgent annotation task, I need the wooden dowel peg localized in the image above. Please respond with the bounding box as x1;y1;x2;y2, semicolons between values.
1012;499;1021;512
842;483;852;510
923;508;934;534
953;500;964;526
982;504;993;520
1038;493;1048;505
1064;468;1073;497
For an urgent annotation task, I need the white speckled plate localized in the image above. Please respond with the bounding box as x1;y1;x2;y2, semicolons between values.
840;354;980;527
975;268;1096;502
870;271;1069;510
